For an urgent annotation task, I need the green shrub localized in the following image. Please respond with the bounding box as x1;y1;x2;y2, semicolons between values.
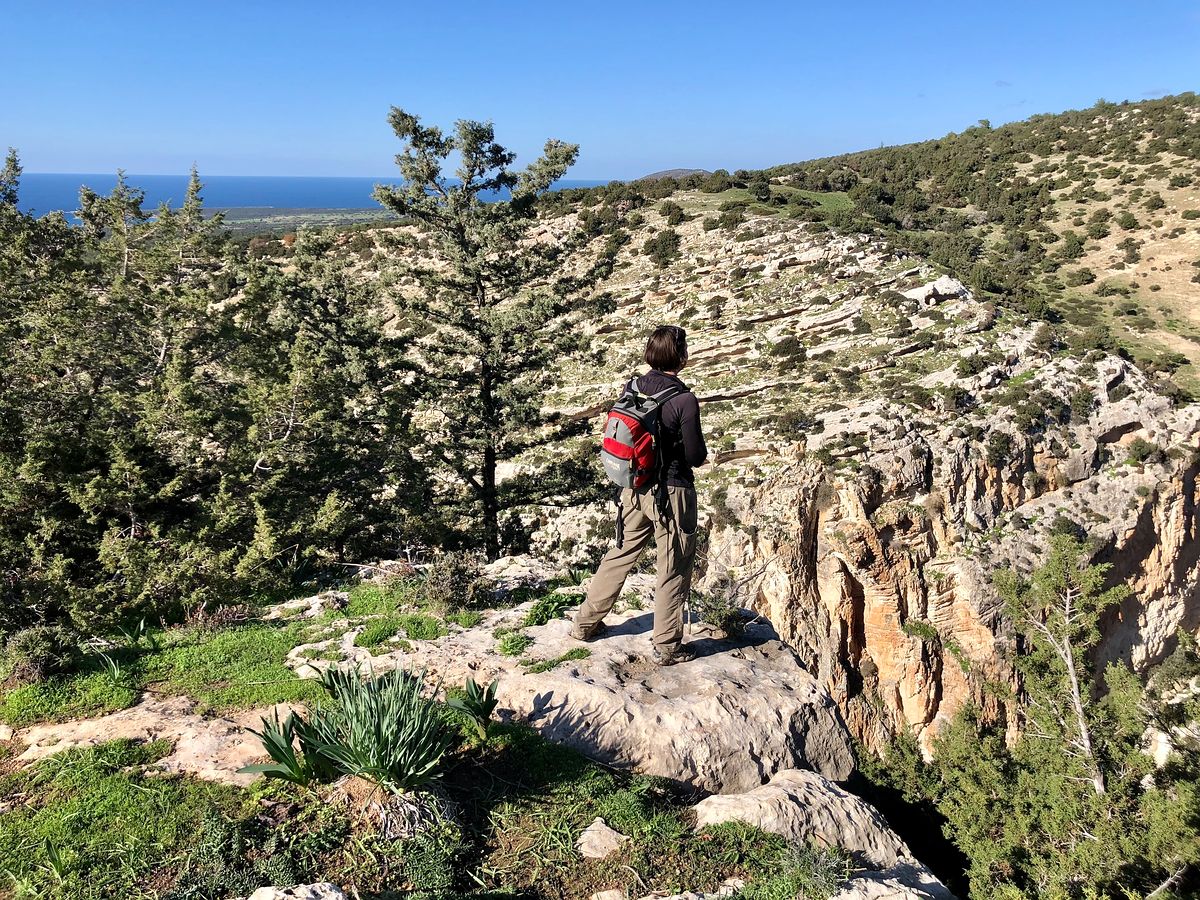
691;583;746;637
523;592;574;627
1116;210;1139;229
986;432;1014;467
446;677;499;740
1125;437;1163;465
717;208;745;230
659;200;686;226
642;229;681;267
1069;387;1095;419
1183;209;1200;220
421;551;488;609
3;626;82;683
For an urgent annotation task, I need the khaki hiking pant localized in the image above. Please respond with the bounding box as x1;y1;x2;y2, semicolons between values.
574;484;699;652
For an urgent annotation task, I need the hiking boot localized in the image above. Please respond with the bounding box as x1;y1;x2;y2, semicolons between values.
570;620;607;642
652;643;695;666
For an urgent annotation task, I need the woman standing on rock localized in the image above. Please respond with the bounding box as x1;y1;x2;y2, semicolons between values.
571;325;707;665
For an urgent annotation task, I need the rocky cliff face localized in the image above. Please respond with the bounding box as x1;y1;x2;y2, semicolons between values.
537;203;1200;751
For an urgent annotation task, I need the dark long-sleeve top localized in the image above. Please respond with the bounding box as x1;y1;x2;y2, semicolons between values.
628;369;708;488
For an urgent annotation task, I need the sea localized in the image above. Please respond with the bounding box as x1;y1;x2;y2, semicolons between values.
15;173;612;217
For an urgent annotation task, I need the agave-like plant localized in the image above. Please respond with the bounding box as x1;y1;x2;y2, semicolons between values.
241;711;307;784
241;667;453;793
312;667;452;792
447;677;499;741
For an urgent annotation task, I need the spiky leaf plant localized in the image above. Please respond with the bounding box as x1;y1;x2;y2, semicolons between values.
308;667;452;793
447;677;499;741
241;667;452;793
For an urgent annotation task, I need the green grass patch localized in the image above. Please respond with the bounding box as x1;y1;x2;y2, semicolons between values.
354;617;402;649
341;578;421;617
460;725;850;898
523;648;591;674
0;669;137;728
352;613;443;650
497;632;533;656
135;623;323;712
0;740;249;899
397;613;447;641
2;621;324;727
447;609;484;629
0;739;355;899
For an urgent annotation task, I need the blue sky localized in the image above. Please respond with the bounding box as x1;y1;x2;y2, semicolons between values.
4;1;1198;180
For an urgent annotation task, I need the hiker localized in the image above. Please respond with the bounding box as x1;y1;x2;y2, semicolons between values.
571;325;707;665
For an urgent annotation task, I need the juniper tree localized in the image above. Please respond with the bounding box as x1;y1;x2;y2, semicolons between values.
994;533;1130;796
374;110;612;558
867;537;1200;898
920;535;1200;896
1;159;429;634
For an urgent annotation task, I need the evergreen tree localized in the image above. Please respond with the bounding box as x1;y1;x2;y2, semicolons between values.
995;534;1129;795
1;160;428;634
373;109;610;558
894;537;1200;898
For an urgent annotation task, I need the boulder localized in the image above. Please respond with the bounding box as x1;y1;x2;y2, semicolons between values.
290;605;855;793
692;769;911;869
482;554;560;592
902;275;969;306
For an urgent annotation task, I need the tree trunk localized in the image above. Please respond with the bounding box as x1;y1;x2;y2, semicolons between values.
480;357;500;561
1063;632;1106;795
1059;583;1106;795
482;443;499;560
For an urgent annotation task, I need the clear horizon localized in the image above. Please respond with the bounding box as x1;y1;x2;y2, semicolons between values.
4;1;1199;180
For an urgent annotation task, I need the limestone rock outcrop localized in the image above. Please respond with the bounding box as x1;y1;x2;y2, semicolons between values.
14;695;286;785
692;768;912;870
533;210;1200;753
288;604;855;793
692;769;954;897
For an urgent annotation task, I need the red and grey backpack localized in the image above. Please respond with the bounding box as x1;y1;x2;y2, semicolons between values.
600;378;684;489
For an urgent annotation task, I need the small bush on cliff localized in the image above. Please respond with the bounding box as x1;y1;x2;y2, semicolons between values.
421;550;489;610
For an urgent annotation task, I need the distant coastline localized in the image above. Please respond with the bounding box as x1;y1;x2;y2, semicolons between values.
16;173;611;217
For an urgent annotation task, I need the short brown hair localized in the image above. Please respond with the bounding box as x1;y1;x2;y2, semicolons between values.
643;325;688;371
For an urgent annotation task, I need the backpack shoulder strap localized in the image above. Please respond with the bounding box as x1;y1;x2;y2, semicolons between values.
648;384;686;404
